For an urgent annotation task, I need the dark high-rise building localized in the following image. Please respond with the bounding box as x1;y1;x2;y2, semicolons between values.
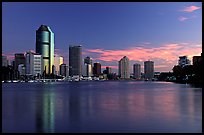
106;67;112;74
144;60;154;80
93;62;101;77
36;25;54;74
133;63;141;79
60;64;69;77
69;45;82;76
14;53;26;70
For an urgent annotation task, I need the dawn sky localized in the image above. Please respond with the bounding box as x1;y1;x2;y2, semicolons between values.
2;2;202;73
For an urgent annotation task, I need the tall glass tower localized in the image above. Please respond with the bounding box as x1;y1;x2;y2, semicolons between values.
36;25;54;74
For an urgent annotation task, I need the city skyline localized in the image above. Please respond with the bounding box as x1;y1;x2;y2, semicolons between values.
2;2;202;73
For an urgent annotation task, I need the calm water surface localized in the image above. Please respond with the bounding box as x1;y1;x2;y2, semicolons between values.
2;81;202;133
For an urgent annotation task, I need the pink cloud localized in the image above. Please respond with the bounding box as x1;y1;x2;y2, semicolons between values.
181;6;201;12
178;16;189;21
85;42;202;72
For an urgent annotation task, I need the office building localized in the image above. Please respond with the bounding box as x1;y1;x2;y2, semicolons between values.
14;53;26;71
133;63;141;79
69;45;82;76
178;56;190;68
144;60;154;80
36;25;54;74
18;64;26;76
54;54;63;75
26;51;42;76
83;56;93;77
60;64;69;77
106;67;112;74
118;56;130;79
93;62;101;77
103;66;112;74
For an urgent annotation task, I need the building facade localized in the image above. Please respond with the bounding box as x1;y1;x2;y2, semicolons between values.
36;25;54;74
33;54;42;76
18;64;26;76
26;51;42;76
83;56;93;77
144;60;154;80
60;64;69;77
69;45;82;76
14;53;26;71
54;54;63;75
133;63;141;79
106;67;112;74
118;56;130;79
93;62;101;77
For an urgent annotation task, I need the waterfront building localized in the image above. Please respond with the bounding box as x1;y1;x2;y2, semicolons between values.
93;62;101;77
103;67;112;74
60;64;69;77
69;45;82;77
106;67;112;74
144;60;154;80
178;56;190;68
54;54;63;75
133;63;141;79
83;56;93;77
18;64;26;76
26;51;42;76
14;53;26;71
118;56;130;79
2;55;8;67
36;25;54;74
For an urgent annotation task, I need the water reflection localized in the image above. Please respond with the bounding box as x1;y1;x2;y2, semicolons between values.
2;82;202;133
68;89;82;132
35;85;55;133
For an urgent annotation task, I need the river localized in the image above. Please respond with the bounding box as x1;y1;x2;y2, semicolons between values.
2;81;202;133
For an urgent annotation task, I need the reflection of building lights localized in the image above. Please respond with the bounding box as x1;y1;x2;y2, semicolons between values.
43;93;55;133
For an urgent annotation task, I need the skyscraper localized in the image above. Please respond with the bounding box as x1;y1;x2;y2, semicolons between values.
83;56;93;77
118;56;130;79
93;62;101;77
69;45;82;76
54;54;63;75
14;53;26;71
144;60;154;80
133;63;141;79
26;51;42;76
36;25;54;74
60;64;69;77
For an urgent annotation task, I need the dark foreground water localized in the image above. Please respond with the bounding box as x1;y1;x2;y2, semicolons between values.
2;81;202;133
